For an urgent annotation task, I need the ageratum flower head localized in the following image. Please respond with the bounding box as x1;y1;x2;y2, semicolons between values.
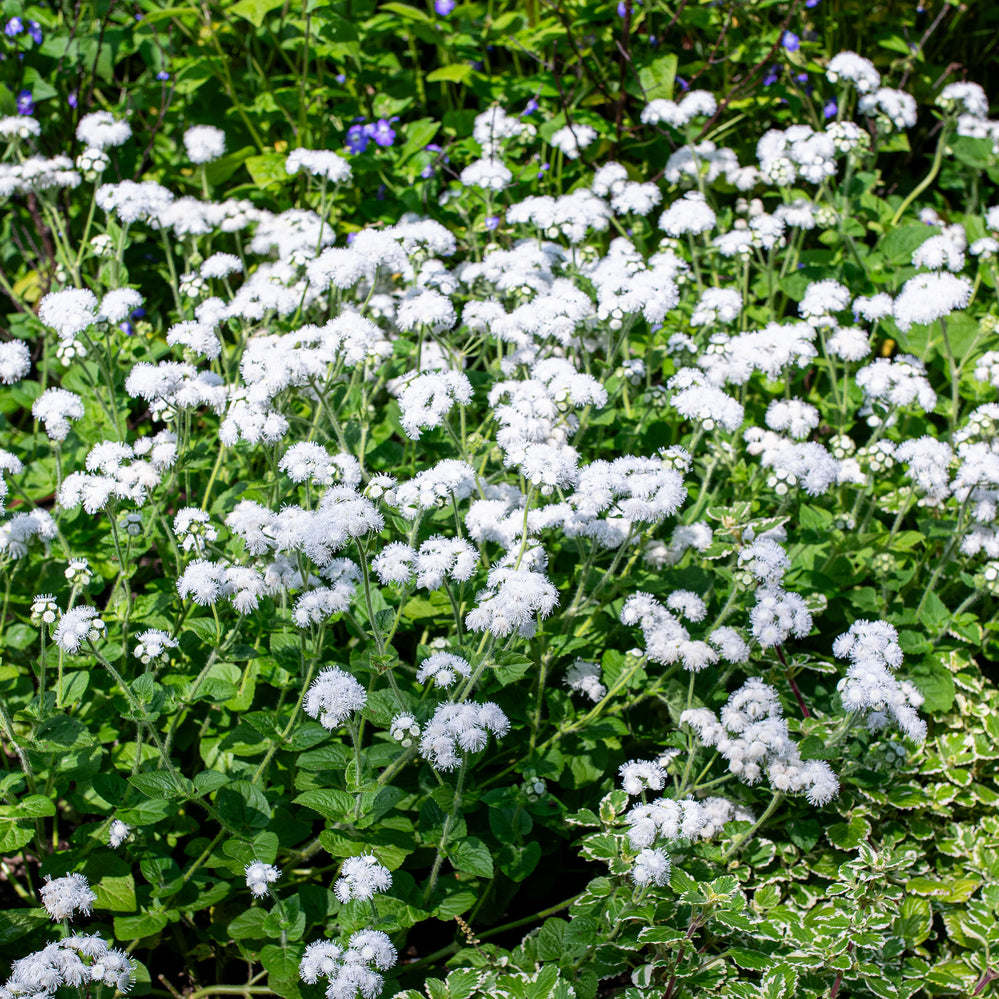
303;666;366;730
39;873;97;921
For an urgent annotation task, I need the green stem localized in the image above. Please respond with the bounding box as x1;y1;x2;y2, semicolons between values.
422;759;468;905
889;122;951;227
721;792;784;862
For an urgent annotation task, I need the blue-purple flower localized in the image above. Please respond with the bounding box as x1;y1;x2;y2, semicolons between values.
346;123;369;154
782;31;800;52
823;99;838;119
16;89;34;115
156;70;170;81
4;17;23;37
434;0;455;14
27;20;42;44
485;215;500;230
370;117;397;148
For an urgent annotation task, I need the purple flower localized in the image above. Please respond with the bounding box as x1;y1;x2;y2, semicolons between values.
521;97;539;116
823;99;837;119
335;73;346;84
5;17;23;36
806;0;820;6
16;89;33;115
676;76;689;93
68;91;77;108
782;31;800;51
763;66;778;87
538;161;549;180
795;72;807;83
376;183;386;200
371;117;396;147
346;232;357;245
156;70;170;81
434;0;455;14
346;123;369;154
27;20;42;44
119;321;135;335
485;215;500;230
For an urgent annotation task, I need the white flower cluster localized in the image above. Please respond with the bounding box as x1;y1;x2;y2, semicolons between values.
333;855;392;903
38;873;97;921
834;620;926;742
681;679;840;805
565;659;606;702
299;931;396;999
4;937;134;997
303;666;367;730
625;795;754;849
59;435;178;513
419;700;510;770
245;860;281;897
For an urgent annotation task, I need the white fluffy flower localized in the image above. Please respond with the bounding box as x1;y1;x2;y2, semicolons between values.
40;873;97;921
333;856;392;903
303;666;367;730
184;125;226;163
550;123;597;159
245;861;281;897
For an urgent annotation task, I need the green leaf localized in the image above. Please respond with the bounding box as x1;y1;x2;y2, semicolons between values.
827;814;872;850
895;896;932;948
433;887;476;917
217;781;272;829
863;976;899;999
228;0;285;27
95;875;137;912
537;918;567;961
262;896;307;941
128;771;193;799
0;795;55;819
379;2;432;22
760;964;798;999
727;947;772;970
0;909;49;946
228;907;268;940
34;715;92;750
0;821;34;853
293;789;353;821
638;53;678;100
261;943;304;985
908;658;956;713
449;836;493;878
193;770;230;795
426;64;473;85
246;153;290;188
491;651;533;686
114;911;168;941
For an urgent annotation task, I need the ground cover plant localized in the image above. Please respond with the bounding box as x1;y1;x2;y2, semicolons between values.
3;3;999;999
